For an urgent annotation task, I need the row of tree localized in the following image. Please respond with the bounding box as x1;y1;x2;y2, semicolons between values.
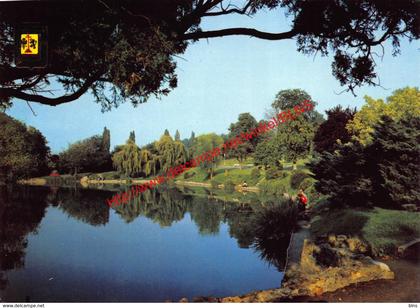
309;87;420;209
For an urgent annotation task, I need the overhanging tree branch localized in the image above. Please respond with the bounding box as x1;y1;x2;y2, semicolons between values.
0;76;97;106
182;28;298;40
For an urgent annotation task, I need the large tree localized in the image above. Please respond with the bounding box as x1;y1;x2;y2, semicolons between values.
253;134;282;169
367;116;420;207
346;87;420;145
155;133;187;173
270;89;320;168
0;113;50;182
310;115;420;209
59;134;111;174
1;0;418;109
227;112;259;162
192;133;224;178
314;105;357;153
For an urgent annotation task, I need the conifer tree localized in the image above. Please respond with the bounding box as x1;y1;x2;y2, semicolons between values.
175;129;181;141
129;130;136;143
368;115;420;207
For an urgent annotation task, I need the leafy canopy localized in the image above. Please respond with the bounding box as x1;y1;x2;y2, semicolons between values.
0;113;50;182
314;105;357;153
0;0;418;109
347;87;420;145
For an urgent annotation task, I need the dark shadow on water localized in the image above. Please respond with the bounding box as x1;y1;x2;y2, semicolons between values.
0;184;297;297
0;185;50;290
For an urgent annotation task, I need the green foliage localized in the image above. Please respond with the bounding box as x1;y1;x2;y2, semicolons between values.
310;114;420;209
276;116;315;165
210;179;219;189
183;171;194;179
299;177;315;191
175;130;181;141
101;127;111;153
1;2;417;108
129;130;136;143
155;133;187;173
266;89;320;167
309;142;373;207
224;180;235;192
252;201;299;270
347;87;420;145
265;167;287;180
310;207;420;256
250;168;261;180
60;134;111;174
290;171;310;189
254;136;282;168
192;133;223;178
112;140;143;177
259;179;287;196
314;105;356;153
227;113;259;161
0;113;50;182
271;89;323;125
368;116;420;207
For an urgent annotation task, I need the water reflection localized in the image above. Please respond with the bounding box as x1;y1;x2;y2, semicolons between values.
0;185;297;300
0;186;49;290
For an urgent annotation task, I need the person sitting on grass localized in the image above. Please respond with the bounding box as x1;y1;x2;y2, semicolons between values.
242;181;248;188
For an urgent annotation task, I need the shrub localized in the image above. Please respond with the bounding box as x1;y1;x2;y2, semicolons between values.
299;177;315;191
252;200;299;269
224;180;235;192
259;180;287;195
265;167;287;180
251;168;261;180
210;179;219;189
275;162;284;170
290;171;309;189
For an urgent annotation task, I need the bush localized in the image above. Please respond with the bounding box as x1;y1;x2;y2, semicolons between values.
275;162;284;170
251;168;261;180
210;179;219;189
224;180;235;192
259;180;287;195
290;171;309;189
265;167;287;180
299;177;315;191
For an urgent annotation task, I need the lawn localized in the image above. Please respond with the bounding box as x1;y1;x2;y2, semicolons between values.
310;207;420;256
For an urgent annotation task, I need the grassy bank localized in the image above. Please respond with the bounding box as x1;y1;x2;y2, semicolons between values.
310;207;420;256
22;157;315;197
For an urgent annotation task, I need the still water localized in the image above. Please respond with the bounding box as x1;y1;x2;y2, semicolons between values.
0;185;290;302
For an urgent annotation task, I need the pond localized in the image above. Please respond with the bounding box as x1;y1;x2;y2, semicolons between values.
0;185;293;302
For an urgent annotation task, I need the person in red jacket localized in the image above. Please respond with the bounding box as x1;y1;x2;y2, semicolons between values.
297;189;308;212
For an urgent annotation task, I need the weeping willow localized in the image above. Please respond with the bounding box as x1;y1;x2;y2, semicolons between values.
112;140;143;177
155;135;187;172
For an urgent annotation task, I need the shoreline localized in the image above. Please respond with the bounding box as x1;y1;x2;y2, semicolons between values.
18;177;261;193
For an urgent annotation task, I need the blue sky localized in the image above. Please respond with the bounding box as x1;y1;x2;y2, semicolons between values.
6;7;419;153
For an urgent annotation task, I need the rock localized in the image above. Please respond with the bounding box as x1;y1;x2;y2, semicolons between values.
313;244;340;267
218;238;394;302
346;236;369;254
193;296;220;302
369;260;392;272
336;234;347;241
328;235;337;245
